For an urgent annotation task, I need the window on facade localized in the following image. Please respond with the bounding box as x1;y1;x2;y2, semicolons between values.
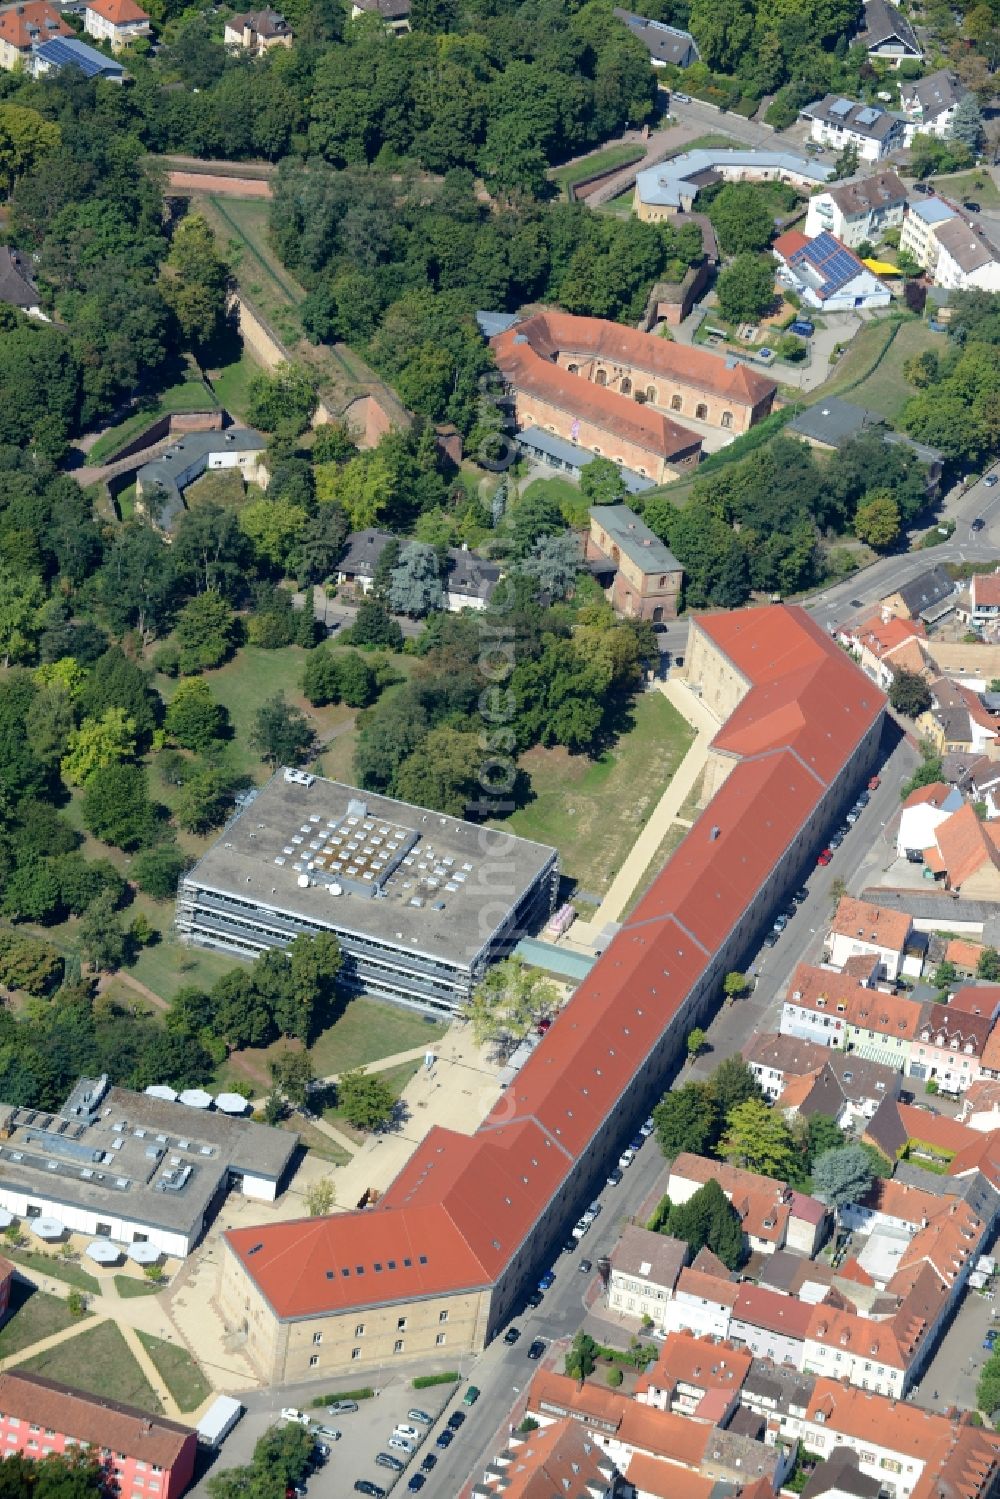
621;377;632;396
397;1316;407;1330
595;370;607;386
670;394;682;412
312;1332;322;1344
394;1340;404;1353
309;1355;319;1367
439;1310;448;1323
696;403;708;420
436;1333;446;1346
355;1324;365;1336
646;386;656;403
351;1349;361;1360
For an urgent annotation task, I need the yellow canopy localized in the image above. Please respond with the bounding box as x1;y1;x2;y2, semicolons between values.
863;258;903;276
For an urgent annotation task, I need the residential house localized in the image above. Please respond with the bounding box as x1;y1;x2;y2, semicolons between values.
839;1177;950;1236
958;1075;1000;1129
920;802;1000;897
780;963;869;1049
0;247;44;320
778;1053;902;1127
30;33;125;77
479;1417;625;1497
223;7;293;51
900;196;961;273
802;1448;881;1499
773;231;891;312
0;1;70;69
350;0;411;31
919;678;1000;758
739;1362;816;1446
879;566;956;626
827;897;912;983
840;613;929;692
634;1331;751;1417
585;505;684;622
614;8;699;66
663;1267;739;1339
930;216;1000;294
743;1032;831;1099
896;781;963;859
804;172;908;248
0;1372;197;1499
608;1227;687;1328
730;1285;812;1369
906;1002;994;1091
899;70;965;141
857;0;922;64
800;97;905;163
668;1155;828;1256
945;937;986;976
443;549;501;612
800;1379;1000;1499
957;570;1000;634
942;984;1000;1020
83;0;150;49
844;987;922;1070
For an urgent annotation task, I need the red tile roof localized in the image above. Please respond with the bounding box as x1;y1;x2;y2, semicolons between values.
481;1418;615;1498
928;804;1000;889
903;781;952;809
0;1373;195;1468
86;0;149;21
636;1331;752;1399
626;1455;717;1499
773;229;811;259
226;606;884;1320
971;572;1000;609
805;1379;954;1459
847;987;923;1041
733;1284;813;1339
832;896;911;952
784;961;870;1018
675;1267;741;1308
0;0;70;48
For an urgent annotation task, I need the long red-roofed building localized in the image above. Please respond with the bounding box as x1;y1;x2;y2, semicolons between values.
220;605;884;1383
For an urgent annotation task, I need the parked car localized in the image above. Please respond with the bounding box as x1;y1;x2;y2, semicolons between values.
618;1147;636;1168
579;1258;593;1274
640;1117;655;1137
463;1386;481;1406
536;1016;552;1035
503;1326;521;1344
868;775;880;790
763;928;780;947
973;517;986;531
435;1430;454;1450
573;1217;591;1239
389;1437;415;1455
407;1410;433;1426
672;90;691;101
817;849;833;866
589;1199;604;1216
986;475;998;488
394;1425;421;1442
527;1338;547;1360
354;1486;387;1499
328;1402;359;1416
314;1428;340;1441
793;888;809;904
789;319;814;338
607;1167;623;1186
858;790;870;806
420;1456;437;1473
375;1454;405;1474
846;809;859;825
447;1411;467;1431
407;1478;426;1494
912;180;931;193
965;200;981;212
312;1444;330;1459
538;1270;556;1290
526;1289;544;1309
281;1410;310;1426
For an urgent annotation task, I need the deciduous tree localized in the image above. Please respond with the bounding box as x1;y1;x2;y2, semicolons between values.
720;1097;798;1180
337;1067;396;1131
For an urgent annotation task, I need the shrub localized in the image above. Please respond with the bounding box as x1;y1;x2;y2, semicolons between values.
412;1372;460;1389
517;1417;540;1434
606;1367;624;1387
309;1387;375;1407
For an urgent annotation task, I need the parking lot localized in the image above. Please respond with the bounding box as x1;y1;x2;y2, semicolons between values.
294;1382;463;1496
914;1280;997;1416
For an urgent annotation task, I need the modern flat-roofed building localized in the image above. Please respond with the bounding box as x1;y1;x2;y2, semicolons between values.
0;1373;197;1499
635;148;832;220
135;428;268;532
0;1075;295;1258
177;769;558;1012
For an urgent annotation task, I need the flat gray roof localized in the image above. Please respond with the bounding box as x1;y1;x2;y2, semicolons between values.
0;1079;295;1240
517;426;653;494
589;504;681;573
136;428;266;492
636;149;832;209
183;770;558;973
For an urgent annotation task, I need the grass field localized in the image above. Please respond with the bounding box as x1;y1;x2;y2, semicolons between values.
203;195;305;346
18;1321;163;1414
216;996;446;1092
550;143;645;195
843;319;945;421
498;692;695;895
278;1116;351;1165
4;1248;100;1297
209;350;262;422
0;1286;86;1358
114;1275;163;1299
87;375;219;466
932;170;1000;209
806;317;901;403
137;1331;212;1412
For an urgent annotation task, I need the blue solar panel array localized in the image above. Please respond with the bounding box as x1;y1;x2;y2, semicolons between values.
34;36;119;76
789;232;863;296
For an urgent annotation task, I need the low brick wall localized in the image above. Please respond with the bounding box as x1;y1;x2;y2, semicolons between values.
99;408;222;466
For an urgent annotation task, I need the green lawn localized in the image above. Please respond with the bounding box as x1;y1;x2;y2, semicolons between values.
136;1331;212;1412
17;1321;163;1414
0;1286;87;1358
931;169;1000;209
209;349;264;422
201;195;304;347
87;375;219;466
844;319;945;421
277;1117;352;1165
114;1275;163;1300
215;995;447;1093
3;1248;100;1297
518;475;587;524
498;691;695;895
806;317;901;403
550;143;645;195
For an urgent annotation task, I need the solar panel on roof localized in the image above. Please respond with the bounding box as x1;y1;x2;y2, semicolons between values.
36;36;112;76
856;106;881;126
829;97;854;116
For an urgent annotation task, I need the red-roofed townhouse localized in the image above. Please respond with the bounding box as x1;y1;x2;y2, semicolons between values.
669;1155;828;1257
828;898;912;983
780;963;868;1050
840;613;928;692
664;1267;739;1339
634;1331;751;1417
0;1372;196;1499
730;1284;812;1369
920;802;1000;900
84;0;150;49
957;570;1000;635
896;781;963;859
839;1178;948;1238
479;1416;625;1497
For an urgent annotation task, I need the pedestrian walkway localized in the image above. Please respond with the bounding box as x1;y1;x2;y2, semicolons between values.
119;1320;183;1420
566;677;720;943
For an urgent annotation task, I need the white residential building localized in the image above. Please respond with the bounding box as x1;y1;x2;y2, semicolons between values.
607;1227;687;1329
801;97;905;163
899;70;966;143
857;0;922;66
930;216;1000;292
83;0;150;49
827;897;911;982
804;172;908;247
773;230;890;312
900;196;960;272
